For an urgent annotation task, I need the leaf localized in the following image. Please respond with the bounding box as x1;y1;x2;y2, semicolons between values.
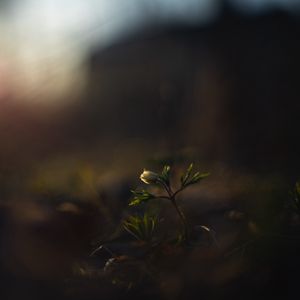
180;163;210;188
123;213;159;241
123;224;141;241
187;172;210;185
124;216;145;239
129;189;155;206
180;163;194;186
160;165;171;185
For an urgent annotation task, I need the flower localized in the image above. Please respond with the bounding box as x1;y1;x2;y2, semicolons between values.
140;169;159;184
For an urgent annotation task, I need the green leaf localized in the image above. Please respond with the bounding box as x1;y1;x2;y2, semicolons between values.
123;222;141;240
180;163;194;186
123;213;159;241
180;163;210;188
129;189;155;206
188;172;210;185
160;165;171;185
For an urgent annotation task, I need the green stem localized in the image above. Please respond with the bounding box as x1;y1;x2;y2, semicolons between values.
158;178;189;241
158;179;173;198
173;186;185;198
171;196;189;241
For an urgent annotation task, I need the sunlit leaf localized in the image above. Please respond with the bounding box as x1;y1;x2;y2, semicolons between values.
180;163;209;188
129;189;155;206
180;163;194;186
187;172;210;185
160;165;171;185
123;213;159;241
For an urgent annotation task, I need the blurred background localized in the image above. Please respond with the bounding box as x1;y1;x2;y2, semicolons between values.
1;0;300;299
1;0;300;173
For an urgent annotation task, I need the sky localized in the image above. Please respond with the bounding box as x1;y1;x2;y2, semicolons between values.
0;0;299;105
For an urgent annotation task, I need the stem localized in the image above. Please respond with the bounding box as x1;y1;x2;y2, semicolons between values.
170;196;189;241
158;179;173;198
157;196;170;200
173;186;185;198
158;178;189;241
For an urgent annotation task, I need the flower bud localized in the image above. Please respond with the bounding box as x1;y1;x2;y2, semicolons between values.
140;169;159;185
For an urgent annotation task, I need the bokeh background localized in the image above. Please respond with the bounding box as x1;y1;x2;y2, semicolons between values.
1;0;300;299
0;0;300;173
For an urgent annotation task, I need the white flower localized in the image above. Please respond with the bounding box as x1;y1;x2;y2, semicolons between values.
140;169;159;184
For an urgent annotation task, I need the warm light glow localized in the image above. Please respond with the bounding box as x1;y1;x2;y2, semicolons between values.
0;0;298;105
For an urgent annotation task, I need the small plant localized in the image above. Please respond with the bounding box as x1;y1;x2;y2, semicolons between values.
123;213;159;242
129;164;210;242
88;163;210;289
